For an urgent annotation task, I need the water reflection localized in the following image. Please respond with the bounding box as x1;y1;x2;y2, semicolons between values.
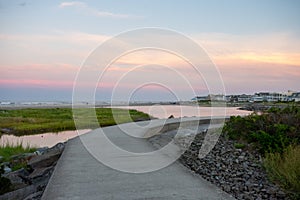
0;129;91;148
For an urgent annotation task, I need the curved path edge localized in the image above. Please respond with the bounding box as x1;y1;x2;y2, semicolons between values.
42;117;234;200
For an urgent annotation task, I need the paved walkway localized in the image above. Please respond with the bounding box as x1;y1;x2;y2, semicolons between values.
42;118;234;200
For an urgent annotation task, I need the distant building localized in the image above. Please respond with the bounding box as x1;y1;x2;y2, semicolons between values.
209;94;226;101
191;96;209;102
226;95;238;102
251;96;263;102
290;92;300;102
237;94;251;102
254;92;269;101
191;94;226;102
193;90;300;103
255;92;283;102
0;102;12;105
286;90;297;96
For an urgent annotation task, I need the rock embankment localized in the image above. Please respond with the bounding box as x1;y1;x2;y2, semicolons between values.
0;143;64;200
149;128;288;200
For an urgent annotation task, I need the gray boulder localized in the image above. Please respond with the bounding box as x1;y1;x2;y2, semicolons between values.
28;148;63;169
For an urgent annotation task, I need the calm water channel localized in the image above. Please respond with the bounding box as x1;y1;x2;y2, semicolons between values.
1;105;252;147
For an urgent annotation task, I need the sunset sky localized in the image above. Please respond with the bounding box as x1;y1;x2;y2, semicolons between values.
1;0;300;101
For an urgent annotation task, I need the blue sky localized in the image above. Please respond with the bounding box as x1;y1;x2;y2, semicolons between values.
1;0;300;35
1;0;300;101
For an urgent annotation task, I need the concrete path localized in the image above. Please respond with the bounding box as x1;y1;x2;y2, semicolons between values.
42;118;234;200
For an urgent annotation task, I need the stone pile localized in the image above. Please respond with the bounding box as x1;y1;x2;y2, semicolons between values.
178;133;287;200
149;128;288;200
0;143;65;200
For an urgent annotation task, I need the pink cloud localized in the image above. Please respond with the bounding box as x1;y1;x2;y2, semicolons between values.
0;63;80;88
216;61;300;94
0;79;74;88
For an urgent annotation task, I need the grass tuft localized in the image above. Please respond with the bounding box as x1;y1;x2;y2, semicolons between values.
234;143;246;149
0;141;36;162
263;145;300;196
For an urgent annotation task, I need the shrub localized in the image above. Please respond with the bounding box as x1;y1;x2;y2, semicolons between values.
223;106;300;197
264;145;300;197
223;106;300;154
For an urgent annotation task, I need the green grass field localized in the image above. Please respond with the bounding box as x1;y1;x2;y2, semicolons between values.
0;108;151;136
0;141;36;162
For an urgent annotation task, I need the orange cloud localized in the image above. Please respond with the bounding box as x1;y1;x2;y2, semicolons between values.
1;31;299;93
195;32;300;67
214;52;300;66
112;50;185;66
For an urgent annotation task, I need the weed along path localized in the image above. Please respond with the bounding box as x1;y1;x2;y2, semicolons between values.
42;118;234;200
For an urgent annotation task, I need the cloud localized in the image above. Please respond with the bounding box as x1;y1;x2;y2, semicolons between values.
0;79;74;88
194;32;300;66
58;1;141;19
190;32;300;93
59;1;85;8
0;31;110;66
0;31;109;44
216;52;300;66
0;63;80;89
1;30;299;94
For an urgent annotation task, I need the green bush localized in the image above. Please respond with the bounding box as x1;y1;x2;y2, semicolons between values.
223;106;300;197
223;106;300;154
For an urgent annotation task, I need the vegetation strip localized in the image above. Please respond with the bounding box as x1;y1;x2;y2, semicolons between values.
223;106;299;198
0;108;151;136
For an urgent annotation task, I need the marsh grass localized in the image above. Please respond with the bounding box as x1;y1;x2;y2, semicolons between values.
0;108;151;136
0;141;36;194
263;145;300;197
0;141;36;162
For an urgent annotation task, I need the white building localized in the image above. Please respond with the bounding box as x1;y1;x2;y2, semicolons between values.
251;96;263;102
207;94;226;101
237;94;251;102
290;92;300;102
0;102;12;105
191;96;208;102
